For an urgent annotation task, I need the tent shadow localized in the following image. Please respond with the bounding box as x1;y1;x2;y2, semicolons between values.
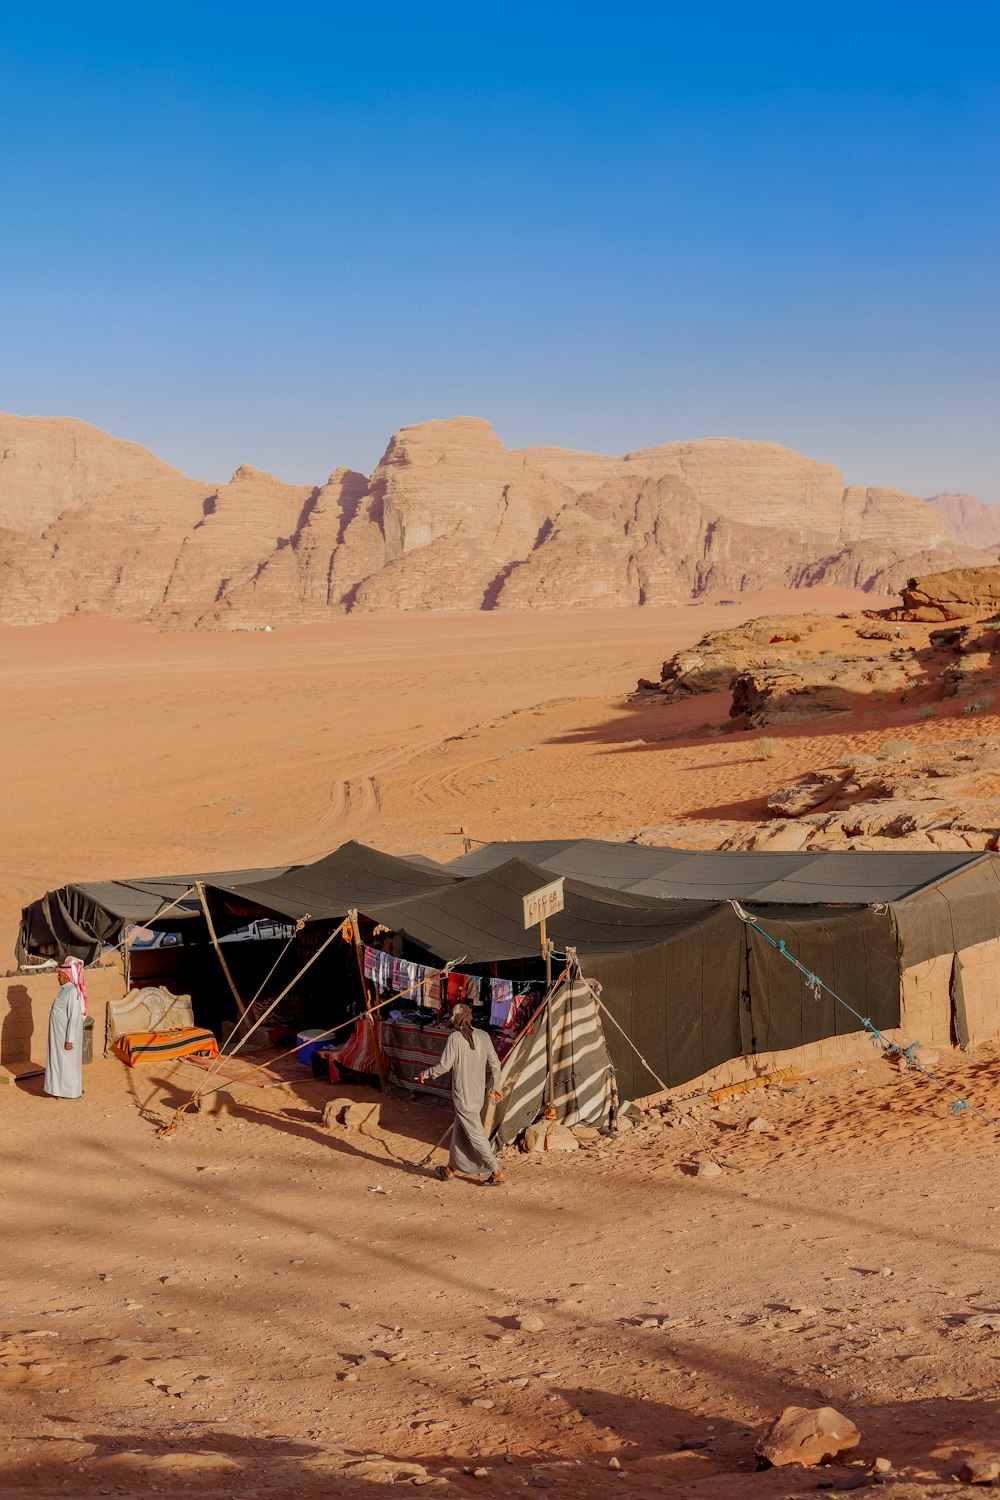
145;1075;447;1176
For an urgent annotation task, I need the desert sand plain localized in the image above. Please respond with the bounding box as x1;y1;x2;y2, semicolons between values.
4;590;1000;1498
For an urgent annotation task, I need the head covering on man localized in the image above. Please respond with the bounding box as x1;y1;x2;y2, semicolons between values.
57;956;89;1018
450;1001;475;1049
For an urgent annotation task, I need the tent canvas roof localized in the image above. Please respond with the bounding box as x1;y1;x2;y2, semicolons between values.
17;844;458;964
329;857;754;965
206;841;459;925
446;839;990;906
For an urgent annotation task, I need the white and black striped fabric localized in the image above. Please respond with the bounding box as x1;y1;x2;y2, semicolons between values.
492;974;615;1146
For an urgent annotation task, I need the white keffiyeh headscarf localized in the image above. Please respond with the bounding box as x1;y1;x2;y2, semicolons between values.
57;956;89;1018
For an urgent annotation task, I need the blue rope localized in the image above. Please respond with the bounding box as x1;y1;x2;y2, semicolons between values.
729;901;994;1127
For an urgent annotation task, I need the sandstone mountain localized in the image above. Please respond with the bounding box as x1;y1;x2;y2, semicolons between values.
926;492;1000;551
0;411;992;626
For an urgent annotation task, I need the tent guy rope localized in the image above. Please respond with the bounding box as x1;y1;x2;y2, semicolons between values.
729;900;996;1126
156;953;466;1137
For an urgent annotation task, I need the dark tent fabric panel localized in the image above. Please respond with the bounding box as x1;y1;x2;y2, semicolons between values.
18;886;139;967
448;839;990;907
950;954;970;1048
205;841;460;928
15;842;452;965
583;906;745;1098
743;906;900;1057
743;849;986;906
890;859;1000;966
16;866;290;966
359;859;728;965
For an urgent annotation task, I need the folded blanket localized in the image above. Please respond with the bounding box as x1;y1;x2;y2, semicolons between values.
113;1027;219;1067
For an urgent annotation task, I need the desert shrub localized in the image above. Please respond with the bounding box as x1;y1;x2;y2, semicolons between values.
837;753;875;769
754;737;782;760
918;705;936;720
878;739;915;759
964;695;994;715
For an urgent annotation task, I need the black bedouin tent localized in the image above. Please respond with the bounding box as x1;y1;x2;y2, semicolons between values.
26;837;985;1100
16;842;459;967
200;853;902;1101
447;840;1000;968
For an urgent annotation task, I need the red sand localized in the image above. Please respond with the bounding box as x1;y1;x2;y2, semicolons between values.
3;588;997;1497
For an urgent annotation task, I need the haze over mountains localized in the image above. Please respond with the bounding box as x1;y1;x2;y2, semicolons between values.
0;411;996;627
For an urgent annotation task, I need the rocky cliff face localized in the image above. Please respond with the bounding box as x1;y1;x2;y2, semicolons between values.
927;492;1000;550
0;411;990;625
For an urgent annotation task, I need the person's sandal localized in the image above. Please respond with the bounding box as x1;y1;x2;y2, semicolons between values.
481;1172;506;1188
436;1164;455;1182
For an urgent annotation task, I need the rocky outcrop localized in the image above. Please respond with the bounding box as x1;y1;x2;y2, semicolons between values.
730;656;916;727
896;565;1000;622
731;740;1000;852
652;615;827;701
0;410;992;626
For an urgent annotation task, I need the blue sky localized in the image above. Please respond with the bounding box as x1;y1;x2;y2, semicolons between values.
1;3;997;498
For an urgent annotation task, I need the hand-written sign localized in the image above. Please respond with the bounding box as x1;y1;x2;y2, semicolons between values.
522;877;565;931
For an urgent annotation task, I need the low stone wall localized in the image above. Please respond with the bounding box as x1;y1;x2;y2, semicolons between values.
952;937;1000;1044
899;954;954;1048
644;1026;906;1103
0;962;125;1070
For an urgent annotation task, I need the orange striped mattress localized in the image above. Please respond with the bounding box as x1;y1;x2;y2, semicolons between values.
113;1027;219;1067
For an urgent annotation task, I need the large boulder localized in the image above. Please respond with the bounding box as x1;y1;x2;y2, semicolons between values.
767;769;851;817
754;1405;860;1468
730;657;912;727
899;566;1000;622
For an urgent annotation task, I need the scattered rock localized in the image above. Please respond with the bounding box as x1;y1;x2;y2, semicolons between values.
754;1405;861;1468
963;1313;1000;1329
322;1098;355;1129
692;1160;723;1179
323;1099;382;1134
518;1314;546;1333
196;1090;239;1117
523;1122;579;1153
960;1454;1000;1484
767;771;850;817
743;1116;775;1133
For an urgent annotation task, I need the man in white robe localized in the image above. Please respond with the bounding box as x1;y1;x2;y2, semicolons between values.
44;957;86;1100
420;1003;505;1186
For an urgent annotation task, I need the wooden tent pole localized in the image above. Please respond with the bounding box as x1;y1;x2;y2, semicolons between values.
348;907;388;1091
196;881;248;1018
541;916;554;1105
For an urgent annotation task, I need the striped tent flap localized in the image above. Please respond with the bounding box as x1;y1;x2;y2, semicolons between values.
492;976;615;1146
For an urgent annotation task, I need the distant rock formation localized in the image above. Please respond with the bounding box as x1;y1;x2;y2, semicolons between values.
927;492;1000;550
0;411;994;626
